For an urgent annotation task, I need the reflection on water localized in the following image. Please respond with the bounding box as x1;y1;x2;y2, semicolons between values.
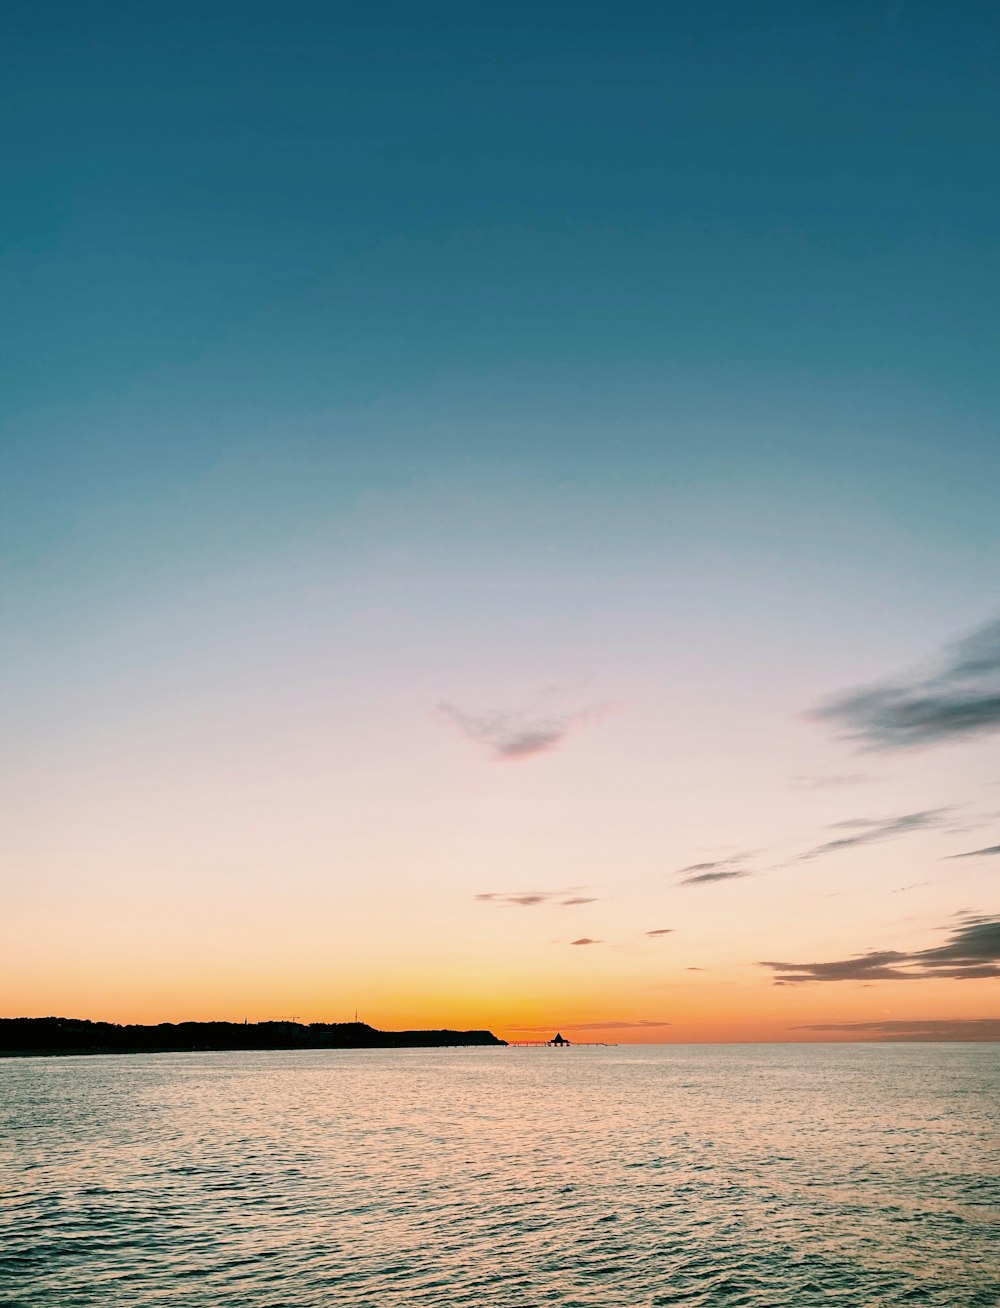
2;1044;998;1306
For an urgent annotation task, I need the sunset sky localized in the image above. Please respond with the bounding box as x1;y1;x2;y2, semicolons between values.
2;2;998;1041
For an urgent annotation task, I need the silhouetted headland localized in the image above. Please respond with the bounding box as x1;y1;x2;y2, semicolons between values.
0;1017;506;1056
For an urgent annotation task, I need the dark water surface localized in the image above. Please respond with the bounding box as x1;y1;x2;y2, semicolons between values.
2;1044;997;1306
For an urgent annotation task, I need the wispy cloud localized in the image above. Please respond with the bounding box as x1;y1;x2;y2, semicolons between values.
646;928;674;937
947;844;1000;859
676;853;753;886
672;808;948;889
792;1018;1000;1041
762;914;1000;984
682;869;750;885
570;937;601;946
796;809;949;861
813;614;1000;750
476;889;596;908
438;699;619;761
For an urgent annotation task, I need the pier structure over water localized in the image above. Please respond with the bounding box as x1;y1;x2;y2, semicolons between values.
507;1031;571;1048
506;1032;618;1047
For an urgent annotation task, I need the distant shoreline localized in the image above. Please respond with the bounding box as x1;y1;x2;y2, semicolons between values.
0;1017;507;1057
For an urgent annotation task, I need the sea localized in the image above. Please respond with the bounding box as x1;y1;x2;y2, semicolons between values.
1;1043;997;1307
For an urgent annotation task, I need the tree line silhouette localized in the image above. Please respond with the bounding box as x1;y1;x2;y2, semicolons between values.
0;1017;506;1055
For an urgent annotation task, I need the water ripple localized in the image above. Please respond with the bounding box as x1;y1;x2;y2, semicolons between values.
1;1044;998;1306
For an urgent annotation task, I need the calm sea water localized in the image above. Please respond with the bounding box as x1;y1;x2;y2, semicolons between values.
1;1044;997;1307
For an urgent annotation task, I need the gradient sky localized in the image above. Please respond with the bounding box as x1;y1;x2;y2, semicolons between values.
2;2;998;1041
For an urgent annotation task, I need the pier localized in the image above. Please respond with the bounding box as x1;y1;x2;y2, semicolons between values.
507;1032;617;1047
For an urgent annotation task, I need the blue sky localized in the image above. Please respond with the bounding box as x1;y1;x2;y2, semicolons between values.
5;3;999;537
2;2;998;1033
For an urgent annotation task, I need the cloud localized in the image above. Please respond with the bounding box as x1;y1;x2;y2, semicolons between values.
476;892;547;907
676;851;755;886
570;937;601;946
438;699;619;761
646;928;674;937
796;809;949;861
947;844;1000;859
476;889;595;908
949;617;1000;678
681;868;750;885
678;849;756;874
673;809;946;888
791;1018;1000;1041
943;809;1000;835
762;914;1000;984
511;1019;671;1031
813;613;1000;750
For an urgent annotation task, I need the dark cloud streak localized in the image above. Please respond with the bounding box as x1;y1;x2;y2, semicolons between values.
681;869;750;885
762;915;1000;984
676;851;755;886
476;890;596;908
797;809;949;861
813;614;1000;750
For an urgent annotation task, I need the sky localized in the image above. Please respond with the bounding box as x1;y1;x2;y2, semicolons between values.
1;1;998;1041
